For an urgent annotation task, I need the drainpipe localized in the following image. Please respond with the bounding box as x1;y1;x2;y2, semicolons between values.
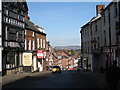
108;8;112;66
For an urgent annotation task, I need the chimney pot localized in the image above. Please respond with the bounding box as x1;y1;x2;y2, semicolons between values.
96;5;105;16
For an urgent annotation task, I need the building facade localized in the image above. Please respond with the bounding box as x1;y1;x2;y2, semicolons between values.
90;14;103;71
81;22;93;71
35;26;47;71
24;18;46;72
24;18;38;72
116;2;120;66
2;2;28;75
46;42;54;70
100;2;118;69
80;2;120;71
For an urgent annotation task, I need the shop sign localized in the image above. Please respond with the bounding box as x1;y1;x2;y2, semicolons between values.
23;53;32;66
37;50;44;59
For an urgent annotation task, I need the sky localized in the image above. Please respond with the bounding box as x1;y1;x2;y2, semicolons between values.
27;2;110;47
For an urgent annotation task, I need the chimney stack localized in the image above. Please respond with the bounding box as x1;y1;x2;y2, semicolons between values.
96;5;105;16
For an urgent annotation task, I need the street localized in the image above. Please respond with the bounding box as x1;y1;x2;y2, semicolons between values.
3;70;106;88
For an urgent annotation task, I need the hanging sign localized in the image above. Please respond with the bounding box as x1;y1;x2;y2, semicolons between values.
37;50;44;59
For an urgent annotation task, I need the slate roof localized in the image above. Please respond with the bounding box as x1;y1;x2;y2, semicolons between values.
25;19;39;32
25;19;46;35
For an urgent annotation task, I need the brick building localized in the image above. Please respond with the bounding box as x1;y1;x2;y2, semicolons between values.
46;42;54;70
24;18;46;72
35;25;47;71
24;18;38;72
61;55;68;70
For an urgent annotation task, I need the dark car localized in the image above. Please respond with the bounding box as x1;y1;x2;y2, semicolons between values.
52;66;61;73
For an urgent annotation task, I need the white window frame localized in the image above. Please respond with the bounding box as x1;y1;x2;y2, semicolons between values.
32;40;35;50
41;39;43;48
25;30;27;36
37;38;39;49
28;40;31;50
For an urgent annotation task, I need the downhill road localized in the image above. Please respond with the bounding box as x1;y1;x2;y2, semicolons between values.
3;70;106;88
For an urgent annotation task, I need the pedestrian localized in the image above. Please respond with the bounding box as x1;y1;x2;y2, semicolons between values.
105;60;120;90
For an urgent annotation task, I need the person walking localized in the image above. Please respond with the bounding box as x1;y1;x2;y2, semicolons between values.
105;60;120;90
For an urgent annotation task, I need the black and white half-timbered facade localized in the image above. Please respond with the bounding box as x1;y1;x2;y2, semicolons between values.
2;2;28;76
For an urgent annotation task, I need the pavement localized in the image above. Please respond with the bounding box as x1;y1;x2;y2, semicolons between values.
84;72;107;88
85;71;120;89
2;71;51;86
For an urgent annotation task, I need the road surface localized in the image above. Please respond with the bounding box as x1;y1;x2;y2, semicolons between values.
3;70;105;88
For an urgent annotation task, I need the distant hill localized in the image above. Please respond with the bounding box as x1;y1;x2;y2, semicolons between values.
54;46;81;50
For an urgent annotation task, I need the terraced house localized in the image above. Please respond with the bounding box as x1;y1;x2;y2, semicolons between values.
24;17;47;72
80;2;120;72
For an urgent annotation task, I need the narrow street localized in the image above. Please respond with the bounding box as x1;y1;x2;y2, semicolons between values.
1;1;120;90
3;70;106;88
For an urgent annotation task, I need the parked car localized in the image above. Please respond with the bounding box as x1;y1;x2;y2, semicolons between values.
52;66;61;73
